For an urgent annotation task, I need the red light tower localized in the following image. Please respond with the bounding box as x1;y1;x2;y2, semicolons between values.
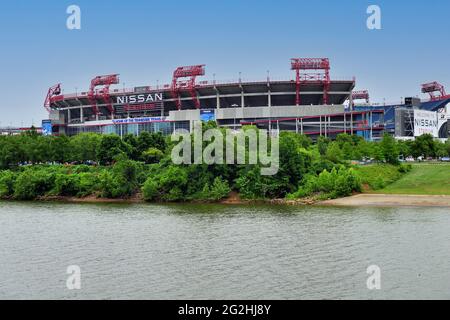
88;74;120;115
291;58;331;106
44;84;62;113
421;81;447;101
351;90;370;106
171;65;205;110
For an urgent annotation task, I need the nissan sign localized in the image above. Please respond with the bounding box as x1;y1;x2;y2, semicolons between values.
116;93;163;105
414;110;439;137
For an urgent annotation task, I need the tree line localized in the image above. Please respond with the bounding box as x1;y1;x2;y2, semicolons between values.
0;125;448;202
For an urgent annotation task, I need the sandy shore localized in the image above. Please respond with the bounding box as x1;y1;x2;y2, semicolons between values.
6;193;450;208
319;194;450;208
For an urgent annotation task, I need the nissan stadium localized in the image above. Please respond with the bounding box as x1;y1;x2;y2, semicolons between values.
42;58;386;141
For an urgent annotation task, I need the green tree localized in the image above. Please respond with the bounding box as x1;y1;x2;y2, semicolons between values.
325;142;344;163
137;131;167;156
69;133;101;162
317;136;330;156
380;133;399;164
96;134;131;165
123;133;139;160
411;134;436;158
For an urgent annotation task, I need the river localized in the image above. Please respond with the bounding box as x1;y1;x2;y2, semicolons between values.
1;201;449;300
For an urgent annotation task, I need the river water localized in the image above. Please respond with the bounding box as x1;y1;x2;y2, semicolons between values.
0;201;449;300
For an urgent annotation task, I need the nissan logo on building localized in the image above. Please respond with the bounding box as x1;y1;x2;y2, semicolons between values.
116;93;163;105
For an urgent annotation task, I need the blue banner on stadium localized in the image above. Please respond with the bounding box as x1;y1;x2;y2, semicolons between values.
41;120;52;136
200;109;216;122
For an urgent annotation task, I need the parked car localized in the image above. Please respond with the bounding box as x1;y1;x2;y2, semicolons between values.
441;157;450;162
405;157;415;162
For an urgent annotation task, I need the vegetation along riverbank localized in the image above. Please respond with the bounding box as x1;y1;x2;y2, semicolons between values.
1;124;449;205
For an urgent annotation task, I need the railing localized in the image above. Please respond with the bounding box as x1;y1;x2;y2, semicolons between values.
59;76;356;98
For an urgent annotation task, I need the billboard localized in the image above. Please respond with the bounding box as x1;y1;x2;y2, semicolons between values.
414;110;438;137
41;120;53;136
200;109;216;122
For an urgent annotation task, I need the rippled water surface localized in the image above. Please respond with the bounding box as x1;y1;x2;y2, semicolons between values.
1;201;450;299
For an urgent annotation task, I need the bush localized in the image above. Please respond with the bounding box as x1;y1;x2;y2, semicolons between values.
99;160;139;198
236;165;287;199
13;170;55;200
398;164;412;173
287;167;361;200
142;178;159;201
53;174;79;196
209;177;231;200
334;168;361;196
77;172;100;197
142;148;164;164
142;165;189;202
199;177;231;201
52;172;100;197
0;171;17;197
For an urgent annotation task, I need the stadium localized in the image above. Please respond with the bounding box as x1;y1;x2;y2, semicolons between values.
42;58;386;141
38;57;450;141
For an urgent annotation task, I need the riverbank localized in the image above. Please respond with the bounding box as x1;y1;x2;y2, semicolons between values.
1;162;448;208
4;192;449;208
12;193;316;206
320;194;450;208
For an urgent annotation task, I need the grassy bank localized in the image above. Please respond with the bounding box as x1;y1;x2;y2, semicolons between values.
353;164;407;191
373;163;450;195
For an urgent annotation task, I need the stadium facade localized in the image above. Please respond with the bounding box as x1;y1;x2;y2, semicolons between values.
43;58;386;141
353;82;450;139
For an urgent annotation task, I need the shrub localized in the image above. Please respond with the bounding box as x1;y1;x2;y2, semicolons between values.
77;172;100;197
142;165;189;202
13;170;55;200
398;164;412;173
141;148;164;164
53;174;79;196
53;172;99;197
142;179;159;201
0;171;17;197
209;177;231;200
98;160;140;199
103;160;139;198
287;167;361;200
199;177;231;201
236;166;287;199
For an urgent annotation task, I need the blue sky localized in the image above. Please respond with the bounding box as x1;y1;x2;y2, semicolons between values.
0;0;449;126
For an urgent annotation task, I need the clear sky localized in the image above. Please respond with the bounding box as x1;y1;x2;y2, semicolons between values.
0;0;449;126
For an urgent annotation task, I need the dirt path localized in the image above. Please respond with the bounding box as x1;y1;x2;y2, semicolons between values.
320;194;450;208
